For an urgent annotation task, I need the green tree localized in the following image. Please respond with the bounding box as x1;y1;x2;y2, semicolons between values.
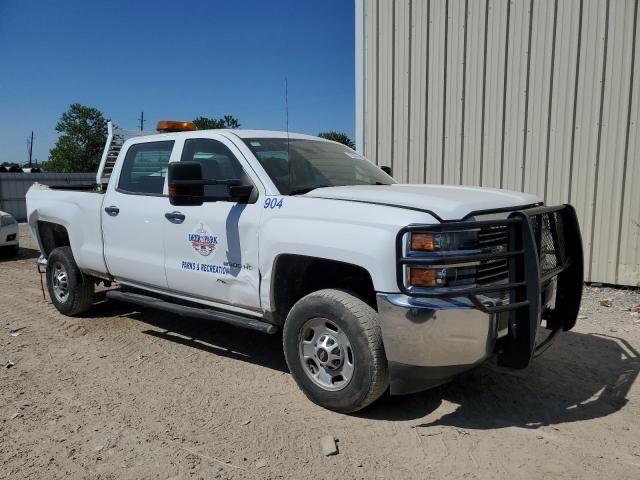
192;115;241;130
45;104;109;172
317;131;355;149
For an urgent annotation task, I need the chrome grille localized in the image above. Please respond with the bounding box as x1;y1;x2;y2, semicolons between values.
476;225;509;286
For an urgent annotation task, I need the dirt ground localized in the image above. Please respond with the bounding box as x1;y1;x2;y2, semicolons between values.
1;224;639;480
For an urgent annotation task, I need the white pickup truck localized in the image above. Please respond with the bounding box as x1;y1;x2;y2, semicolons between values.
26;121;584;412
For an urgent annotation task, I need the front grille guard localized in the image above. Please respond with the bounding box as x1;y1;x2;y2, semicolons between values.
395;204;584;369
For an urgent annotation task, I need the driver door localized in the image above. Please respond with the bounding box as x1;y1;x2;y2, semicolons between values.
163;135;262;312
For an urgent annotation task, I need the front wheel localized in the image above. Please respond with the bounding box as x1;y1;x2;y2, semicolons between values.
46;246;95;316
283;289;389;413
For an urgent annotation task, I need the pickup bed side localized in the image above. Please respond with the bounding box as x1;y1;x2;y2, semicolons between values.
27;184;108;278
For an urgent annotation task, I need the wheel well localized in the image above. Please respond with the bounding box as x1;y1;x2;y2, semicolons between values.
37;221;70;256
270;254;376;324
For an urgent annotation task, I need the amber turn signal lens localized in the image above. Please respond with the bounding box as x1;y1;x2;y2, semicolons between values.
409;267;438;287
156;120;198;133
411;232;436;251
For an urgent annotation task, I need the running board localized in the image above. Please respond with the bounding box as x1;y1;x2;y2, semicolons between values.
105;290;278;334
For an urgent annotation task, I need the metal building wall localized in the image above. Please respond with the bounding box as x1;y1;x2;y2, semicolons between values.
358;0;640;286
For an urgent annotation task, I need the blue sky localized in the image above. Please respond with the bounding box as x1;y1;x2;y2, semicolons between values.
0;0;355;165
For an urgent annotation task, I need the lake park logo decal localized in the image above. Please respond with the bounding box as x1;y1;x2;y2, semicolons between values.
188;223;219;257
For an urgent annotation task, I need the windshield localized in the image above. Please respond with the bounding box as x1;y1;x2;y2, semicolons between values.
242;138;395;195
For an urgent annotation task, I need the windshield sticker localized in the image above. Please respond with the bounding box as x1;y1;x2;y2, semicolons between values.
263;197;283;209
250;141;261;146
188;223;219;257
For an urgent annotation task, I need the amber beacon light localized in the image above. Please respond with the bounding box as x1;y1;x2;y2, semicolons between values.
156;120;198;133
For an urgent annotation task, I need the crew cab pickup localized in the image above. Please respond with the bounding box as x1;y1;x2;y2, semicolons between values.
26;121;583;412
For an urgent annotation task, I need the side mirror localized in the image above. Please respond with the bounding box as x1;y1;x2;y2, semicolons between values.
380;165;392;176
168;161;205;206
168;161;254;206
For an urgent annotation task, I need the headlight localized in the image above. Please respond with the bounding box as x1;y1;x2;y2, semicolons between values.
407;229;480;289
410;231;478;251
409;265;477;288
0;215;16;227
402;225;510;295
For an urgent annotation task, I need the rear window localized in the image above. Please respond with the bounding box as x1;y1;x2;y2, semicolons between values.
118;141;174;195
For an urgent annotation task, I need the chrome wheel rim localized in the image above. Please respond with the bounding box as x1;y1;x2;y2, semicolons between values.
52;262;70;303
298;317;354;391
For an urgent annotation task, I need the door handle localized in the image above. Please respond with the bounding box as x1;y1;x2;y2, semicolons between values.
105;206;120;216
165;211;186;224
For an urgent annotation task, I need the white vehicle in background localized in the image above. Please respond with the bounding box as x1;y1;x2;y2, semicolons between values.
25;120;584;413
0;210;19;255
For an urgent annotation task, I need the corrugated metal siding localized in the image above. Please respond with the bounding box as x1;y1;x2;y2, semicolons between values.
0;173;95;221
360;0;640;286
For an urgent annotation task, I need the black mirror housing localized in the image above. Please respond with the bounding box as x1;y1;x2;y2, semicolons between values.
168;161;205;206
168;161;254;205
380;165;392;176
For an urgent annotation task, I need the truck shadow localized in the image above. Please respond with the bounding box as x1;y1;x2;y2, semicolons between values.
0;246;40;262
84;299;638;427
85;297;288;373
361;330;640;428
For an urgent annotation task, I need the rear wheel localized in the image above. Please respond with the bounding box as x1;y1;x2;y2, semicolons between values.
46;246;95;316
283;289;388;413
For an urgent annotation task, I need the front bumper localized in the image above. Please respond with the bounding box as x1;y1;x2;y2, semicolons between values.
377;293;498;394
381;204;584;395
0;223;19;246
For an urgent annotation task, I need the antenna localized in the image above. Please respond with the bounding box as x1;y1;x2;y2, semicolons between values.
285;77;290;147
285;78;291;189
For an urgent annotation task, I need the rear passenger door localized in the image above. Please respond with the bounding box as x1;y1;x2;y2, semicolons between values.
102;140;175;288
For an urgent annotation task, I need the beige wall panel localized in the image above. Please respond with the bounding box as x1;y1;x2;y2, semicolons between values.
364;0;379;164
393;0;411;182
377;0;394;169
361;0;640;284
461;0;487;186
545;0;581;206
522;0;555;196
426;0;447;183
443;0;466;184
481;0;509;188
569;0;608;279
408;0;429;183
501;0;531;192
618;0;640;286
590;0;636;282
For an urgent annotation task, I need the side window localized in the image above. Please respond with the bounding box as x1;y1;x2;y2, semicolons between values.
118;141;174;195
181;138;249;197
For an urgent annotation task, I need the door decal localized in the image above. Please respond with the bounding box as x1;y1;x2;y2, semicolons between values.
188;222;219;257
180;222;230;276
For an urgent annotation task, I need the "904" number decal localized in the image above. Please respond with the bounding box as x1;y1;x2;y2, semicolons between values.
263;197;284;209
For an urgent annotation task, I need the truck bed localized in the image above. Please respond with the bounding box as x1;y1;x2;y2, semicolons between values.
26;183;109;277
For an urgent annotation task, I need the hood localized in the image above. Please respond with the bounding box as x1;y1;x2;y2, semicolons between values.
304;184;541;221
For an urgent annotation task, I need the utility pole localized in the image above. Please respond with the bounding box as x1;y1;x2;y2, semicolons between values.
138;111;146;131
28;131;34;168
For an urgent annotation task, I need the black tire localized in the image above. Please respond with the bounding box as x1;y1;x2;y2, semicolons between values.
46;246;95;316
283;289;389;413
